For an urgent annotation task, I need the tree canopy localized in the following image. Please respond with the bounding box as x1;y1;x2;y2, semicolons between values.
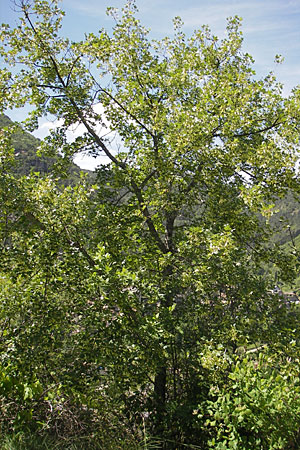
1;1;300;448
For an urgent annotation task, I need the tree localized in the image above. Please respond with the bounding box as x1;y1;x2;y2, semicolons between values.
1;1;300;447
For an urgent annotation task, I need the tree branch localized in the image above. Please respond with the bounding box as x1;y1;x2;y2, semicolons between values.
130;179;169;254
234;117;282;138
91;75;156;139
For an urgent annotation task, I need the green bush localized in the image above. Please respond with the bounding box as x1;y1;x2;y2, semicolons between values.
201;352;300;450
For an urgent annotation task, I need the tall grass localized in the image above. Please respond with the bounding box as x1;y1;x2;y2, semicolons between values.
0;432;164;450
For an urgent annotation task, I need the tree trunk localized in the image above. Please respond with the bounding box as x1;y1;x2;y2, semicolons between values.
153;212;176;436
153;365;167;435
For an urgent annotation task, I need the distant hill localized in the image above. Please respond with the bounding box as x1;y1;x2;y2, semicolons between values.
271;192;300;246
0;114;93;183
270;192;300;292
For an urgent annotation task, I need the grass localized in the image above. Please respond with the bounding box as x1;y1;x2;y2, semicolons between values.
0;433;58;450
0;432;164;450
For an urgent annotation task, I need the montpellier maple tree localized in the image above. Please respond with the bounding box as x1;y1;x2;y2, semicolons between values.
1;1;300;447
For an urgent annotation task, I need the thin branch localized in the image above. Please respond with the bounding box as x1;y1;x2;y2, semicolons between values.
234;117;283;138
114;188;131;205
66;55;82;86
93;79;156;139
62;223;103;273
35;83;65;90
140;170;157;189
134;70;153;104
130;179;168;254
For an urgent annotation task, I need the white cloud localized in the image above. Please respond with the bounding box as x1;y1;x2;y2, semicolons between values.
73;153;110;170
32;104;114;171
177;0;300;29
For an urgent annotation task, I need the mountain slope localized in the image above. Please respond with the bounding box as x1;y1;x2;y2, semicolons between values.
271;192;300;246
0;114;93;183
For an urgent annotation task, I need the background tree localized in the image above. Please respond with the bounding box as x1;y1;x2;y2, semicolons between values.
1;0;300;447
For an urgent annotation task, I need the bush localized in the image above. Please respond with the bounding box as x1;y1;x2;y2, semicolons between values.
200;351;300;450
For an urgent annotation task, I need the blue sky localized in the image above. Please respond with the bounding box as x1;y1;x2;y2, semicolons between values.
2;0;300;91
61;0;300;92
1;0;300;168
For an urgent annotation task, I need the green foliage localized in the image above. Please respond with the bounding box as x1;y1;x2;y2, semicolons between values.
203;351;300;450
1;1;300;448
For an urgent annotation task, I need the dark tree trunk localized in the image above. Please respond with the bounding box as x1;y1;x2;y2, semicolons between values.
152;212;177;437
153;365;167;436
